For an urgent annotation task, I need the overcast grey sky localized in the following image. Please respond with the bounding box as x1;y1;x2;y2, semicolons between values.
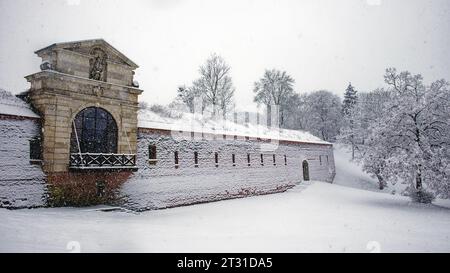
0;0;449;108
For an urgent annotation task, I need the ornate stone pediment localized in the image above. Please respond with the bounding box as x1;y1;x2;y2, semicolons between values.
35;39;138;69
34;39;139;87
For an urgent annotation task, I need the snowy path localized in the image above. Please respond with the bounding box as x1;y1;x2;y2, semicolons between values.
1;181;449;253
333;144;409;195
333;144;381;192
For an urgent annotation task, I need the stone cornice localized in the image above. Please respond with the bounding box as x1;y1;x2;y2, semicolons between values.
25;70;143;95
0;113;40;120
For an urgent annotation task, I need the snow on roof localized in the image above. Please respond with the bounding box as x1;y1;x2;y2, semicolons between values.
138;108;330;145
0;89;40;118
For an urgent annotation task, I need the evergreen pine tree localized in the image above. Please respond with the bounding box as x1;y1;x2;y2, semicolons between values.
340;83;359;159
342;82;358;116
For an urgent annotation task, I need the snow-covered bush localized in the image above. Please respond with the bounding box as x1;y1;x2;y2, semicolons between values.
147;103;183;119
408;188;435;204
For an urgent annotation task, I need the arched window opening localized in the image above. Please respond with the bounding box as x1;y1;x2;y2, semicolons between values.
70;107;117;154
194;151;199;167
247;153;251;166
30;137;42;163
303;160;310;181
260;154;264;166
174;151;179;169
148;145;157;165
273;154;276;166
232;153;236;166
215;152;219;167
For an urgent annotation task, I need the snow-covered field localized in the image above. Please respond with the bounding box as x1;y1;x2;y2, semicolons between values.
1;180;449;253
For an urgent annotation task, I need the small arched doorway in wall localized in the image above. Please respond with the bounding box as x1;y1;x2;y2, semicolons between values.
302;160;310;181
70;107;118;154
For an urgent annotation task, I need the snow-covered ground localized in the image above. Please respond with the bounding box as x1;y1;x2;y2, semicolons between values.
333;144;408;195
333;144;380;191
1;180;449;253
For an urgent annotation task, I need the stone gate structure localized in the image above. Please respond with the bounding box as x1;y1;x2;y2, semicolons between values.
23;39;143;204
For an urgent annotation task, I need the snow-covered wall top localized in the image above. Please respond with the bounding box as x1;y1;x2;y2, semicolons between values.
0;87;328;145
138;109;330;145
0;89;39;119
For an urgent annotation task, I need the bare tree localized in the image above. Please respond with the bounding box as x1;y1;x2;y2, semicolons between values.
139;100;149;110
218;86;235;119
192;53;235;118
176;85;197;113
283;93;307;130
253;69;294;127
302;90;342;141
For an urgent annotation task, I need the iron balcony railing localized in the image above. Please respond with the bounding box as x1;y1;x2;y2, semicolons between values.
69;153;137;170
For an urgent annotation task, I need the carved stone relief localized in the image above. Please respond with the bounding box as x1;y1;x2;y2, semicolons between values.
89;47;107;81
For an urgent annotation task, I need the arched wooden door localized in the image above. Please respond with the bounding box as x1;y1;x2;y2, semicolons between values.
302;160;310;181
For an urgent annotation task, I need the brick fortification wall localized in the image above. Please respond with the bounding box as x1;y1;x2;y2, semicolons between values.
0;117;47;208
120;130;335;211
0;119;335;210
